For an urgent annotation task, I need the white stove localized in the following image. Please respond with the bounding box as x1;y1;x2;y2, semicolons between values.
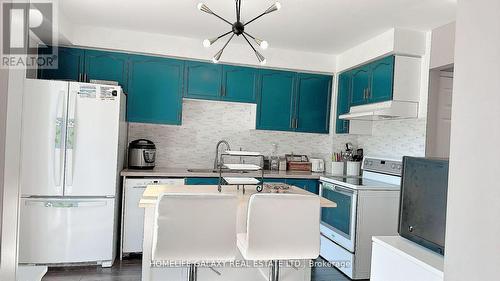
319;157;403;280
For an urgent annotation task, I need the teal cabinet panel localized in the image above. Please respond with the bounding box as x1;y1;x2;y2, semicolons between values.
351;66;370;106
38;46;84;81
185;177;220;185
336;71;351;134
84;50;129;92
127;55;184;125
184;61;222;100
295;74;332;134
222;65;257;103
286;179;319;195
369;55;394;103
256;70;295;131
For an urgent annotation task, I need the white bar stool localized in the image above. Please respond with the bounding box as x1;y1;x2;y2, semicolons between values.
152;193;238;281
237;193;321;281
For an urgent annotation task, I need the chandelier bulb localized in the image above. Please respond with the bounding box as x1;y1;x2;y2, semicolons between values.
260;40;269;50
197;3;204;10
203;39;211;48
275;2;282;11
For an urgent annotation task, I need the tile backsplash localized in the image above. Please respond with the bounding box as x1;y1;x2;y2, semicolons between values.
356;118;427;160
128;99;355;169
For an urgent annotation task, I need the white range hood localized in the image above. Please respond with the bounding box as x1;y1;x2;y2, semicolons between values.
339;100;418;121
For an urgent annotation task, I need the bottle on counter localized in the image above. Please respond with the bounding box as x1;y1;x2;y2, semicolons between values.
270;143;279;171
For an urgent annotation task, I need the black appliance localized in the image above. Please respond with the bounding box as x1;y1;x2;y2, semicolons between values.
399;157;449;255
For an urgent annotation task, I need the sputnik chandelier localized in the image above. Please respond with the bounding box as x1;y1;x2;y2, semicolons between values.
197;0;282;65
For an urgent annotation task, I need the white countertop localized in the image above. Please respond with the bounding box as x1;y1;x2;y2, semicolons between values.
320;175;401;191
122;167;327;179
372;236;444;277
138;184;337;208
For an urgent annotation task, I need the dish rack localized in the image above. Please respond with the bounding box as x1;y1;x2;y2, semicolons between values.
217;151;264;193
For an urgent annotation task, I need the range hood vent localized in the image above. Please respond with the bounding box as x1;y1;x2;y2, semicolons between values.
339;101;418;121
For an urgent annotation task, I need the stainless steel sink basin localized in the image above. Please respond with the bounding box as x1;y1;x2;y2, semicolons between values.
187;168;218;173
187;168;248;174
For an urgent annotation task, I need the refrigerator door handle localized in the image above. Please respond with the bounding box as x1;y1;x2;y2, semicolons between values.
25;200;107;208
54;91;65;187
66;96;77;187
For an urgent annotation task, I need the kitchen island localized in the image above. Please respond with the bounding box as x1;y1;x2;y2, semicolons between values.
139;184;336;281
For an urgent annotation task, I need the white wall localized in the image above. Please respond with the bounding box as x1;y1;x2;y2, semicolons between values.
430;22;455;69
64;25;337;74
444;0;500;280
336;28;427;72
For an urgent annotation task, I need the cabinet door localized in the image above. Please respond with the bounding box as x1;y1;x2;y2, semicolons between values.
286;179;319;194
184;178;220;185
336;71;351;134
369;55;394;103
184;61;222;100
84;50;129;92
351;66;370;106
256;70;296;132
127;55;184;125
38;46;84;81
222;65;257;103
295;73;331;134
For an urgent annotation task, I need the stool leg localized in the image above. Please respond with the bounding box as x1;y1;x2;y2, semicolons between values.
270;260;280;281
187;264;198;281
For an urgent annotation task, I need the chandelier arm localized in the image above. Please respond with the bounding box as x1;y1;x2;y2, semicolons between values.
243;11;267;26
242;33;258;53
221;33;236;52
217;30;234;40
210;11;233;25
243;31;256;40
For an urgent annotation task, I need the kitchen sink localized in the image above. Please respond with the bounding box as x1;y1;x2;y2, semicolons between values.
187;168;249;174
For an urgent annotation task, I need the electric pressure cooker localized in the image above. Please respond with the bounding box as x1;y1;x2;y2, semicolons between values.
128;139;156;169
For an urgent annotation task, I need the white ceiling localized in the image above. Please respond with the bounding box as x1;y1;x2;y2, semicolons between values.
59;0;456;54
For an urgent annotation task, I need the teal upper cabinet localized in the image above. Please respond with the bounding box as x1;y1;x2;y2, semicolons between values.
127;55;184;125
256;70;296;132
84;50;129;92
184;61;222;100
221;65;257;103
369;55;394;103
348;55;395;107
351;66;370;106
38;46;84;81
336;71;351;134
295;73;332;134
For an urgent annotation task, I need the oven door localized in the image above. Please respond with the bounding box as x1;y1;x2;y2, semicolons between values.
319;181;358;252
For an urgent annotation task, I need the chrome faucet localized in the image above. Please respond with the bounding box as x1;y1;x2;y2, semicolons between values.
214;140;231;169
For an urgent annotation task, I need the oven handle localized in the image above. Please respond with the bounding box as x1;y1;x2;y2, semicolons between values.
321;182;355;196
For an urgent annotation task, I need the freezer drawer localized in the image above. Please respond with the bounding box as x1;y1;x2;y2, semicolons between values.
122;178;184;253
19;198;115;264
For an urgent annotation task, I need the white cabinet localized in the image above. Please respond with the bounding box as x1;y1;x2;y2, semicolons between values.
370;236;444;281
122;178;184;256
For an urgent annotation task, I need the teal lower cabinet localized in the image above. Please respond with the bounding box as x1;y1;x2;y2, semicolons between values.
285;179;320;195
256;70;296;131
336;71;351;134
184;177;220;185
295;74;332;134
127;55;184;125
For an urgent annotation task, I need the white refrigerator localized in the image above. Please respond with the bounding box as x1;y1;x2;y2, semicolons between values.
18;79;127;267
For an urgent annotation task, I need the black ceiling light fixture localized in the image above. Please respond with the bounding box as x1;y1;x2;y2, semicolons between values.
197;0;281;65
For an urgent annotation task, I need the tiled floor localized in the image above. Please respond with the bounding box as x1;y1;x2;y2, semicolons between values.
42;257;359;281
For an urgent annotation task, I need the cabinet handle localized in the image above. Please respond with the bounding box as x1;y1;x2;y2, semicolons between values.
83;73;88;83
366;88;371;99
78;73;83;82
290;118;294;128
363;88;367;99
294;118;298;129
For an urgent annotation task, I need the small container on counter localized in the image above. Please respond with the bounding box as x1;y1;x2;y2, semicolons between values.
346;161;361;176
331;161;345;176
